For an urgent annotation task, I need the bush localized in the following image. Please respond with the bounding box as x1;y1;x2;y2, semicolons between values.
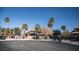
45;36;48;39
32;36;36;39
61;36;69;39
49;35;53;39
36;35;39;39
61;35;79;41
75;35;79;41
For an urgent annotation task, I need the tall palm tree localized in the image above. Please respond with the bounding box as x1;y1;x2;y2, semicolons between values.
47;17;54;28
4;17;10;36
61;25;66;33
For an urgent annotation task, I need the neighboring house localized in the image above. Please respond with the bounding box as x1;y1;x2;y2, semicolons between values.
70;26;79;40
25;27;53;39
41;27;53;36
71;26;79;35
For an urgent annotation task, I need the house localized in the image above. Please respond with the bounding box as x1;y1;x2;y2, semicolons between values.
70;26;79;40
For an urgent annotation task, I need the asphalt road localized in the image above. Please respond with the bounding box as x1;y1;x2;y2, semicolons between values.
0;40;79;51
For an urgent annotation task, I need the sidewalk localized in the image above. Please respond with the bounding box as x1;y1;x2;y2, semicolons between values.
62;40;79;46
0;38;53;41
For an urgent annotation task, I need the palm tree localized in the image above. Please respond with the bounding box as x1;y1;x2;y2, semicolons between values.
61;25;66;33
35;24;41;33
35;24;41;39
4;17;10;36
4;17;10;28
22;24;28;30
47;17;54;28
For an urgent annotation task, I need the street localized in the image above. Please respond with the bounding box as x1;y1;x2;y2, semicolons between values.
0;40;79;51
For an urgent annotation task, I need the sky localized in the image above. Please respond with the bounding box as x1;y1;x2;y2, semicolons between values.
0;7;79;31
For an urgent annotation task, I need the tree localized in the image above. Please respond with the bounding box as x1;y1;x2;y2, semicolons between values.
35;24;41;39
10;29;14;37
5;28;11;36
4;17;10;28
4;17;10;36
35;24;41;33
53;29;61;35
6;28;10;33
2;28;5;32
53;29;61;42
13;27;20;36
22;24;28;30
47;17;54;28
61;25;66;33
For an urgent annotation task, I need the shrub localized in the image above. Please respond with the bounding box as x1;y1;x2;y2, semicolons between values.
32;36;36;39
75;35;79;41
36;35;39;39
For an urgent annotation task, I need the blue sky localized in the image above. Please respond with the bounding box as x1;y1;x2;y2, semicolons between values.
0;7;79;31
